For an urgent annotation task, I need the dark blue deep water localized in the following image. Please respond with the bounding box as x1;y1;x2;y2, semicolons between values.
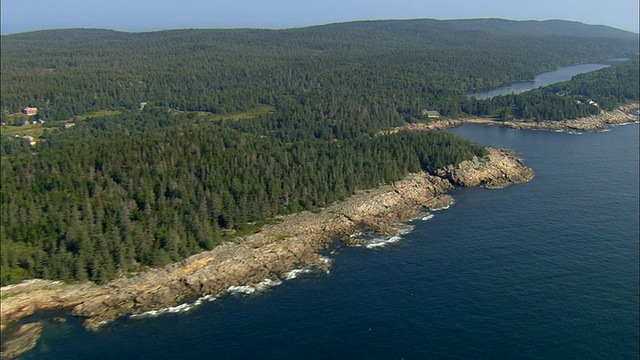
24;124;639;359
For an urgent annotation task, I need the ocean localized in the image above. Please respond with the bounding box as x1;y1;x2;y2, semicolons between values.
22;123;639;359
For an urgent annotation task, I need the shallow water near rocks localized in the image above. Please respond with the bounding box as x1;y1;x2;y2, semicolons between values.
23;124;638;359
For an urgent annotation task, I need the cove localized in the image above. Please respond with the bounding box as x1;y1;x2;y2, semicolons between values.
468;63;610;99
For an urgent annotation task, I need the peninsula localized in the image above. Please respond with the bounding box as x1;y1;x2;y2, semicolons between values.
383;103;640;133
1;146;533;358
1;18;637;358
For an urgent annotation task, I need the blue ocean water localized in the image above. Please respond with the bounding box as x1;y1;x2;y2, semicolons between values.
23;124;639;359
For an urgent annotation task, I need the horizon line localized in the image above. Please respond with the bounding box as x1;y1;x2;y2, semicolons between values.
2;17;638;36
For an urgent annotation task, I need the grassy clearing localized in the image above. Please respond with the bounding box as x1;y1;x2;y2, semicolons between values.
1;124;48;137
208;105;274;121
170;104;275;121
1;110;121;138
62;110;121;122
1;105;274;139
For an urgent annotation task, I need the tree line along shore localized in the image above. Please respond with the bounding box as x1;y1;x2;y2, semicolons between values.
1;19;638;358
1;146;534;359
1;21;637;288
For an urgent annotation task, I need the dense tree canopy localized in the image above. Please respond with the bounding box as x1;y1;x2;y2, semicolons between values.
467;59;639;120
1;19;638;123
0;19;638;285
0;109;486;284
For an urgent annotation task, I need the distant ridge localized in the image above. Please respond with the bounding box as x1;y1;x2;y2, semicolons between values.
441;18;639;38
300;18;638;40
2;18;637;40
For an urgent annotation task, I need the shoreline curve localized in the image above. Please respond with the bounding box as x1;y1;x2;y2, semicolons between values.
1;147;534;358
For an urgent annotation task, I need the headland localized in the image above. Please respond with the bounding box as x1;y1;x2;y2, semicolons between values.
1;147;534;358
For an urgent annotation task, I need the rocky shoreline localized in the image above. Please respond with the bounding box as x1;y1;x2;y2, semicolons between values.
382;103;640;134
2;102;637;358
1;147;533;358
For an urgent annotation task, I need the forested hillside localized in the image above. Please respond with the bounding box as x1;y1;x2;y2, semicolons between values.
468;59;640;120
0;108;485;284
0;19;638;285
1;19;637;122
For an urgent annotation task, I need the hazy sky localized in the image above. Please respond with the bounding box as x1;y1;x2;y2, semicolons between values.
1;0;639;34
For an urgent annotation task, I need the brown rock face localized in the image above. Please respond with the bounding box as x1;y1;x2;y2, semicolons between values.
0;280;108;330
438;147;534;188
1;322;43;359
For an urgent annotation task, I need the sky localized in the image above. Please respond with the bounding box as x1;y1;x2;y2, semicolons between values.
1;0;639;35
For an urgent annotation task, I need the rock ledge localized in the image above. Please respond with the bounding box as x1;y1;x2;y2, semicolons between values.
0;146;533;358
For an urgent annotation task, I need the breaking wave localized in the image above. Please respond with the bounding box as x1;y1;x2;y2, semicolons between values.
431;204;450;211
356;225;415;249
130;295;216;319
227;285;257;295
283;267;315;280
131;260;333;318
227;278;284;295
421;213;435;221
365;235;402;249
612;121;639;127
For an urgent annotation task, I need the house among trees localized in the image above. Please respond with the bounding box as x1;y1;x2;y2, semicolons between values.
421;109;441;118
23;107;38;116
22;135;37;146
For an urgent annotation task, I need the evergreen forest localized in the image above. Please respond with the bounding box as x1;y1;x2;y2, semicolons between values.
1;19;638;285
470;59;639;120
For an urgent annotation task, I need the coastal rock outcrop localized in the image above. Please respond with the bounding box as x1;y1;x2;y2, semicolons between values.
0;280;108;331
0;145;535;358
492;103;639;132
383;103;639;135
437;148;534;188
1;322;43;360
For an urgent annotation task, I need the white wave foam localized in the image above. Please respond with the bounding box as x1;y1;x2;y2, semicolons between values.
365;235;402;249
400;224;414;233
130;295;216;319
255;278;283;291
431;204;450;211
193;295;216;306
227;285;256;295
227;277;284;296
348;224;416;249
612;121;638;126
421;213;435;221
283;268;314;280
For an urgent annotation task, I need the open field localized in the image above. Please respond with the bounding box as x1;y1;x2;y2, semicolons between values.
1;110;122;138
169;104;274;121
1;106;275;139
